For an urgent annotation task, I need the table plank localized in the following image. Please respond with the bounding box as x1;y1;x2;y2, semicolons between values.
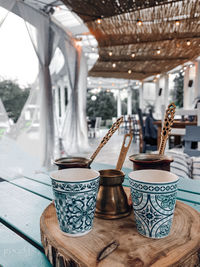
0;223;52;267
22;173;52;186
178;177;200;194
11;178;53;200
0;182;51;248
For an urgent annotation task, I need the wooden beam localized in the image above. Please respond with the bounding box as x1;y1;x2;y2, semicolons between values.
99;57;189;62
96;35;200;48
88;71;158;80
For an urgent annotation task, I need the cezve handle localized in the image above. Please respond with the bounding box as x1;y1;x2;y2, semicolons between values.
90;117;123;164
116;133;133;170
159;102;176;155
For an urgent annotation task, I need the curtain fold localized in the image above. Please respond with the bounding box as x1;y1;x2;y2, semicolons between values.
9;1;61;167
61;42;89;154
0;0;16;27
0;0;90;169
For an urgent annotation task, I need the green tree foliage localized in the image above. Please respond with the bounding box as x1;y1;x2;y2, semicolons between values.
87;91;117;120
171;73;184;108
0;80;30;122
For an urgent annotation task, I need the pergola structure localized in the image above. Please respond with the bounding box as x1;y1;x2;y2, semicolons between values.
62;0;200;80
62;0;200;115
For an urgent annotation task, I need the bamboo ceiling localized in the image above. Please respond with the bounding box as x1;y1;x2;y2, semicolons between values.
62;0;200;80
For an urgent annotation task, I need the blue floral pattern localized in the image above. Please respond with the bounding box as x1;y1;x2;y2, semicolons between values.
156;193;177;211
52;179;99;193
52;177;99;235
132;190;143;206
129;178;179;238
155;219;172;238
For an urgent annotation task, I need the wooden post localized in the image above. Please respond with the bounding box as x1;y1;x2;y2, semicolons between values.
184;66;190;109
164;74;169;107
194;61;200;100
117;89;122;117
139;82;144;110
127;87;132;115
155;78;160;117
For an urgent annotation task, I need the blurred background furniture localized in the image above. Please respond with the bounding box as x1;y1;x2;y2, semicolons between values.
138;108;157;153
183;126;200;157
154;120;197;150
157;103;200;149
88;117;102;138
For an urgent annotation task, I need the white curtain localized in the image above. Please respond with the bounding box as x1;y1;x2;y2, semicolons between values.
0;0;16;27
0;0;89;170
60;39;89;154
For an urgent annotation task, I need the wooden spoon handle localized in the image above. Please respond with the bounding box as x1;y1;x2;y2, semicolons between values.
116;133;133;170
159;102;176;155
90;117;123;163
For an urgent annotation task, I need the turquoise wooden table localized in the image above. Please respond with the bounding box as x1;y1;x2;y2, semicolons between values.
0;162;200;267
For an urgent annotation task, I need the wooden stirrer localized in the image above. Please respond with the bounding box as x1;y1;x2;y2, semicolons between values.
159;103;176;155
90;117;123;164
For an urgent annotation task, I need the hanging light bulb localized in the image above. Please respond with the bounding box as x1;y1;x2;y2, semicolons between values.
156;49;161;55
97;18;102;24
108;51;112;56
128;70;132;74
175;20;180;26
187;40;191;46
131;53;135;58
112;63;116;68
137;19;142;26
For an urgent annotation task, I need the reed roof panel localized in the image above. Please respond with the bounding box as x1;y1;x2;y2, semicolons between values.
62;0;200;80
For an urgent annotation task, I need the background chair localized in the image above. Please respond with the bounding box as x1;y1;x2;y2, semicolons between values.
88;117;101;138
138;108;157;153
183;126;200;156
131;115;140;143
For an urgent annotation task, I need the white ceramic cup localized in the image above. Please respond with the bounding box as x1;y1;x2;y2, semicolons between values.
50;168;100;236
128;169;179;239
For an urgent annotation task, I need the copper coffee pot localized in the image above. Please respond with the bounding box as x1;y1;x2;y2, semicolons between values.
129;153;173;171
129;103;176;171
95;132;132;219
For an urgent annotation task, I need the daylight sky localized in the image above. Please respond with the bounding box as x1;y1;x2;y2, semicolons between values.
0;8;38;87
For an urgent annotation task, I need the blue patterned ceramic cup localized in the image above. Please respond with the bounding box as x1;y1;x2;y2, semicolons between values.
51;168;100;236
128;169;179;239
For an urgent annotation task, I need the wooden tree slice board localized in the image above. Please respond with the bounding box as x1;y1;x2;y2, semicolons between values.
40;188;200;267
